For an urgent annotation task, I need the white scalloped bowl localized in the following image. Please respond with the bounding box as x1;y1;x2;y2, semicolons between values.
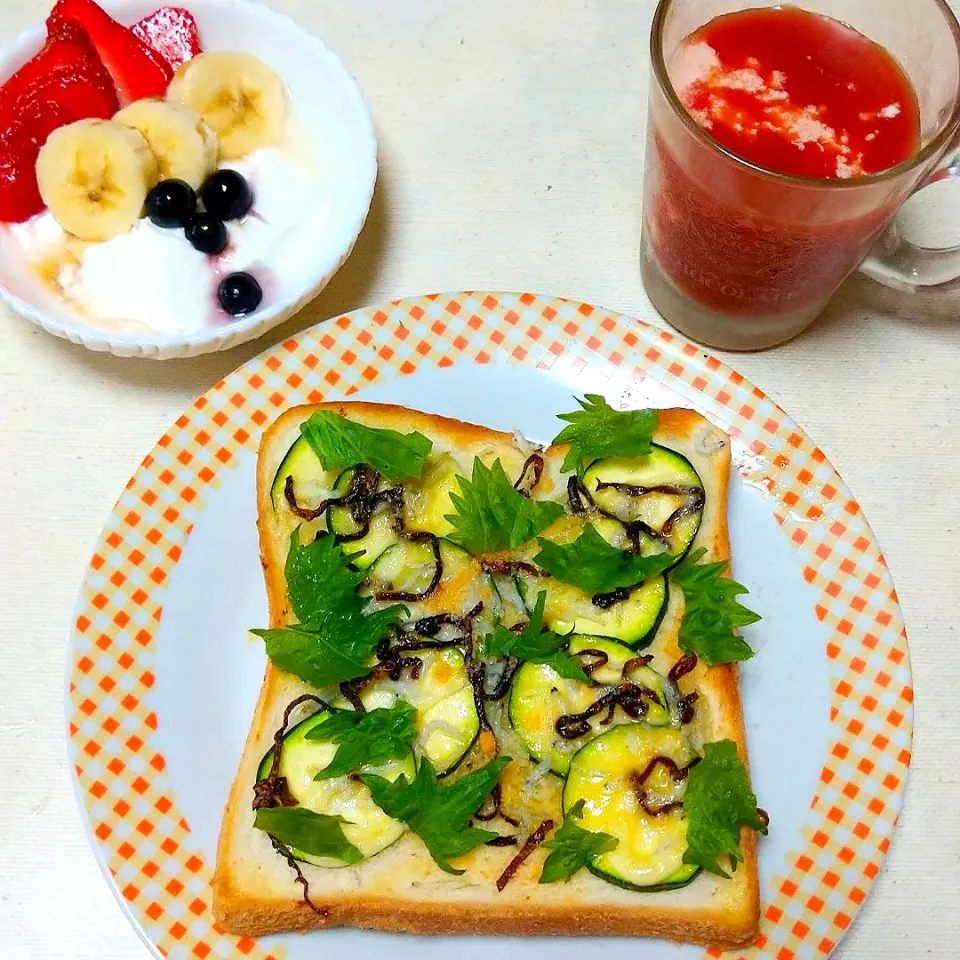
0;0;376;359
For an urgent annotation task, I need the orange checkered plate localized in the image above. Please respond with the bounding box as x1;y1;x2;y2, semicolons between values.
67;293;911;960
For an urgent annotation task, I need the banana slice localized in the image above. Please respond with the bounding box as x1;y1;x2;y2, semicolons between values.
114;99;218;190
167;52;287;161
36;120;159;243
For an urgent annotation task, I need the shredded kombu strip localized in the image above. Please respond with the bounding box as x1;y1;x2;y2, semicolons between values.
668;652;698;684
629;756;700;817
555;683;664;739
284;465;380;525
495;820;554;892
485;835;519;847
373;532;443;602
253;694;333;918
576;647;609;679
474;783;520;827
677;691;699;724
622;654;653;679
513;453;545;496
594;481;705;537
253;694;330;811
269;836;329;919
479;558;542;578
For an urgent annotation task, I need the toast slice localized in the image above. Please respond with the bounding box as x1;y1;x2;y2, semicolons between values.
213;402;759;948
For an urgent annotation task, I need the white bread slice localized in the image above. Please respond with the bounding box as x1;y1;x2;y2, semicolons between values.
212;403;759;948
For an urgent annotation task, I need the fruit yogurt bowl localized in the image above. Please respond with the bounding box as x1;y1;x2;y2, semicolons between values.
0;0;376;358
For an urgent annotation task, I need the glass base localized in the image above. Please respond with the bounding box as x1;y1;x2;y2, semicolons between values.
640;236;827;351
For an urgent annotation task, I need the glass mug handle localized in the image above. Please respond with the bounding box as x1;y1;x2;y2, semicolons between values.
860;151;960;291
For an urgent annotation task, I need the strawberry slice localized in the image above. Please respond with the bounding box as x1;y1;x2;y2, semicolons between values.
0;20;119;222
24;69;119;126
132;7;202;70
0;142;46;224
0;99;72;222
1;18;115;110
49;0;173;102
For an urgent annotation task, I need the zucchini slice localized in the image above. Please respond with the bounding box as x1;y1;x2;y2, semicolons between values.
364;538;501;623
269;435;335;515
403;453;463;538
257;710;414;867
516;570;667;648
354;647;480;775
582;446;704;561
509;635;670;775
327;468;400;570
563;724;700;891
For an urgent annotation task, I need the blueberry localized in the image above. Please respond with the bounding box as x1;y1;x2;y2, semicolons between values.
185;214;228;255
201;170;253;221
146;179;197;228
218;272;262;318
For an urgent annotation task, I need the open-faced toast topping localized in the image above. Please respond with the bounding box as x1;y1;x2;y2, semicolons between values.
226;401;766;943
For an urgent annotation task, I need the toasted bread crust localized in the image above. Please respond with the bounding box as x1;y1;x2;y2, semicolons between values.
213;403;759;948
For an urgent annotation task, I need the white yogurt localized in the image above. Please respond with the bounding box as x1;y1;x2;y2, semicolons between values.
59;220;213;334
8;144;318;335
220;147;315;272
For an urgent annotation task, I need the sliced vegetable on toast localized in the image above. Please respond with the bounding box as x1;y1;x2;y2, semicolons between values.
563;724;701;891
511;515;670;646
350;647;480;775
326;467;400;569
403;452;463;537
362;537;500;623
256;709;414;866
270;433;331;514
515;564;667;647
509;635;670;775
581;446;705;561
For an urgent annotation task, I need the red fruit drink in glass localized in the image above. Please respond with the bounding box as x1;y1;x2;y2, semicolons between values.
642;5;922;348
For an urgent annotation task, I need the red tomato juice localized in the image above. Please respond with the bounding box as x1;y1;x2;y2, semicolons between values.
646;6;921;317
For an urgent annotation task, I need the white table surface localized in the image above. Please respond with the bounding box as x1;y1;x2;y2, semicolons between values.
1;1;959;957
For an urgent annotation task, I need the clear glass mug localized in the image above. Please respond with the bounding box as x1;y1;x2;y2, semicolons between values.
640;0;960;350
